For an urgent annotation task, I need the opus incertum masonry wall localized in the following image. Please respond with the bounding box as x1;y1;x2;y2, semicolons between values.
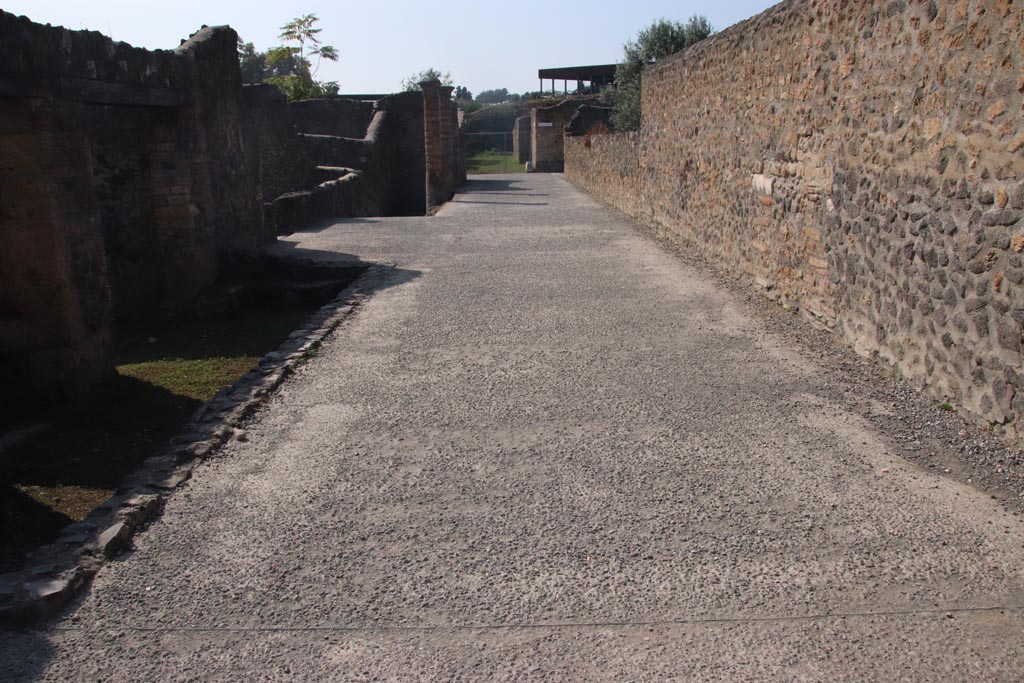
566;0;1024;437
0;11;463;414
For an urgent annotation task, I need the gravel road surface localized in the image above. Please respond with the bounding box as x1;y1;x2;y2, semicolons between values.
3;174;1023;681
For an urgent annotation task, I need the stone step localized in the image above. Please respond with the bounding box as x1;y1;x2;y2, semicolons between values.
314;165;358;183
297;133;371;169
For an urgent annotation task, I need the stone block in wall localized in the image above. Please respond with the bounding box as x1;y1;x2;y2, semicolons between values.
752;174;775;196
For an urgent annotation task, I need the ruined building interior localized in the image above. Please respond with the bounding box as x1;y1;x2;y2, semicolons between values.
0;12;465;418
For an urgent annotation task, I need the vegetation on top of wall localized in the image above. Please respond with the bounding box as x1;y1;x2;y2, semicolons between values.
602;16;713;131
401;67;453;91
238;13;340;100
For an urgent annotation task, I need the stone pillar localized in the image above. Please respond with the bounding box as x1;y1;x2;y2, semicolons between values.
0;98;112;411
420;79;444;210
529;108;539;170
514;116;531;164
439;85;457;198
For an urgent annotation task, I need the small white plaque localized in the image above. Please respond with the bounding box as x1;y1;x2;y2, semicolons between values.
537;122;554;127
752;173;774;195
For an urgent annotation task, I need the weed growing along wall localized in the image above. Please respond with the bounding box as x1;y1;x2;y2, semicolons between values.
566;0;1024;436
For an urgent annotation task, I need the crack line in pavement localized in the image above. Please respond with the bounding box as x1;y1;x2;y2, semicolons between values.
50;605;1024;634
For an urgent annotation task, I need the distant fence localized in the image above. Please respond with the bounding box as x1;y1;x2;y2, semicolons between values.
463;131;515;173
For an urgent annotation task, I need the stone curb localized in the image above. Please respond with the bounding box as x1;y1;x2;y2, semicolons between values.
0;262;387;629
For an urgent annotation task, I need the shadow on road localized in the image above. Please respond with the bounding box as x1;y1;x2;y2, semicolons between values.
462;178;530;193
0;629;54;682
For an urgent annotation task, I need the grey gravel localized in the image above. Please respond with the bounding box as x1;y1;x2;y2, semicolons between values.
2;174;1023;681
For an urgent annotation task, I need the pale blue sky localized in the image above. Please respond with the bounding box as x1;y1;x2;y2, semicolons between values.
2;1;778;95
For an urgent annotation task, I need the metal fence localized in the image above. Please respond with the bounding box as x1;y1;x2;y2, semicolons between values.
463;131;519;173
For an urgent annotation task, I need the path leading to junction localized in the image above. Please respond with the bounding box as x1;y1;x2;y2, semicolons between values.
3;174;1023;680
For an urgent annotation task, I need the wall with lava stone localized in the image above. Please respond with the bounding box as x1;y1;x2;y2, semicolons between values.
566;0;1024;436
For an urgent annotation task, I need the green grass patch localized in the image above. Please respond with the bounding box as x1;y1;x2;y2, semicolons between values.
0;303;325;573
467;150;523;174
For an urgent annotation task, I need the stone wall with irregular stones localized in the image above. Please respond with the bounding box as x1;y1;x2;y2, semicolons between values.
0;98;112;418
566;0;1024;437
531;100;582;172
242;85;321;203
564;133;643;219
513;116;531;164
287;98;375;139
0;13;264;410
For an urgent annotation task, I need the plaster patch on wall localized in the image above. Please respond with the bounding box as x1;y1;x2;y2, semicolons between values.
752;173;775;195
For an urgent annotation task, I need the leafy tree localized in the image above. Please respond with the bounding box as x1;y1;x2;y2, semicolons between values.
237;39;268;83
604;16;712;131
277;13;338;77
237;14;339;100
475;88;512;105
401;68;452;92
264;75;339;100
454;85;473;103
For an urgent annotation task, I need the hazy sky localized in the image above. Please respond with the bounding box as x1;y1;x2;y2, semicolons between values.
3;1;778;95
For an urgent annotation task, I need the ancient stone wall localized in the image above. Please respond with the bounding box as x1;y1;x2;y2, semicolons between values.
421;80;446;208
564;132;643;218
0;12;266;409
1;12;463;412
381;91;427;215
180;26;267;263
513;116;531;164
565;105;613;137
0;98;112;417
530;100;581;172
242;85;320;203
79;104;167;319
287;98;375;138
260;89;444;232
565;0;1024;436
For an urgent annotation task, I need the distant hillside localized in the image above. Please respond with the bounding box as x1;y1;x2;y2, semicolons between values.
462;97;574;134
462;102;529;135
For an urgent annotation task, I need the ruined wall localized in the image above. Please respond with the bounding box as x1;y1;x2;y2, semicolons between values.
260;90;438;232
243;85;320;202
381;91;427;215
0;98;111;416
564;132;643;218
181;27;267;262
565;0;1024;435
513;116;531;164
531;100;580;172
421;80;446;208
287;98;375;138
1;12;463;411
80;104;166;318
565;105;613;137
440;86;459;200
0;12;268;409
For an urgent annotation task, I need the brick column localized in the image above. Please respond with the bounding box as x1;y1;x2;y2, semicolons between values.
529;108;538;170
420;79;443;210
439;85;456;198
